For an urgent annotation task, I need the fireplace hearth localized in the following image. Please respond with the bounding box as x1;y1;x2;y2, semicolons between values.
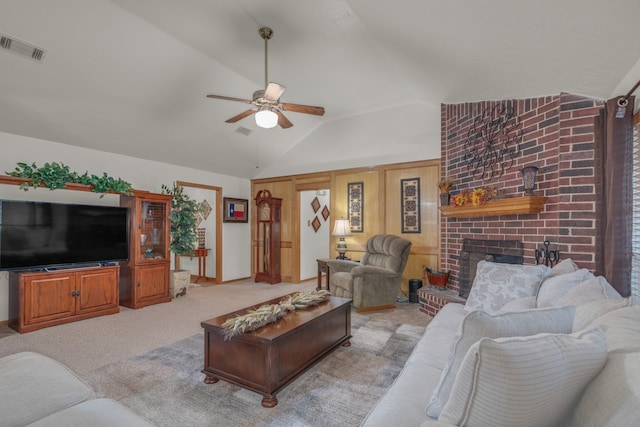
458;238;523;298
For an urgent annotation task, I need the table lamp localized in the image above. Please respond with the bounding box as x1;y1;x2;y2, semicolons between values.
332;218;352;259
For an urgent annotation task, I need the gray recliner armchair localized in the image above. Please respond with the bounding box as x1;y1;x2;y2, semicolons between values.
327;234;412;312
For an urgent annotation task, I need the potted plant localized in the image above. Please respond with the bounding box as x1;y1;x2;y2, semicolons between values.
438;177;453;206
161;183;204;296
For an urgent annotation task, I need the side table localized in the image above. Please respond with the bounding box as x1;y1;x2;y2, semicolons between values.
316;258;331;291
194;248;211;283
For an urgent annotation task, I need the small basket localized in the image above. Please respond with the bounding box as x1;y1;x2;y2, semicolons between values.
424;267;450;289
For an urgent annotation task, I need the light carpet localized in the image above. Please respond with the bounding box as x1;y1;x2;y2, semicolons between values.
89;313;426;427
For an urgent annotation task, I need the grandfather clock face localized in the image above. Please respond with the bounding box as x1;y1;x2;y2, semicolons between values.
259;203;271;221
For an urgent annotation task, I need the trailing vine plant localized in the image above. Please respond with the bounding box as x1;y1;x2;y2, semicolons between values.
6;162;134;197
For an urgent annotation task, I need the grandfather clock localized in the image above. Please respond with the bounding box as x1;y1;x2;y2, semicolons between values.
255;189;282;284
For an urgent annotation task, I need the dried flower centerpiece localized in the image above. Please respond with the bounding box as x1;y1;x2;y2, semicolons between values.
453;186;497;207
438;177;454;206
438;177;454;193
222;290;330;339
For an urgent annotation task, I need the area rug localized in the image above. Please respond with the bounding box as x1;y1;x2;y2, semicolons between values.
103;313;425;426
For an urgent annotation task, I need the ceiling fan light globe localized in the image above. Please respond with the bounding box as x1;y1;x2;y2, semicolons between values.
255;109;278;129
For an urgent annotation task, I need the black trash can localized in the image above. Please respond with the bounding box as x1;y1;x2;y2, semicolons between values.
408;279;422;303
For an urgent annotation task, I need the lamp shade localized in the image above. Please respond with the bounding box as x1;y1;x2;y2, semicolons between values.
255;108;278;129
332;218;352;237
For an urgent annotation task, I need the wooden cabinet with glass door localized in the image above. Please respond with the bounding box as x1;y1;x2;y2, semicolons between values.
120;191;172;308
255;189;282;284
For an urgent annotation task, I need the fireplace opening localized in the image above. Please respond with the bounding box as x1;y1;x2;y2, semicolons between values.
458;238;523;298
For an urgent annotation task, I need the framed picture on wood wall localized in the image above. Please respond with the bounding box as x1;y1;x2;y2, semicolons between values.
223;197;249;223
348;182;364;232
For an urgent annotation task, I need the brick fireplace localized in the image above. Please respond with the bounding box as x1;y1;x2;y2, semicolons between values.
419;93;604;317
458;238;523;298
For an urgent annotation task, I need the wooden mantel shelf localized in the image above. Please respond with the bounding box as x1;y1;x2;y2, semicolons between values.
439;196;548;218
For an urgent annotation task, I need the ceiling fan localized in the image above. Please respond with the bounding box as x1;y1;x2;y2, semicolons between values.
206;27;325;129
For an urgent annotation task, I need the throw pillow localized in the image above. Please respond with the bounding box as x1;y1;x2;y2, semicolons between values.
464;261;550;313
536;268;595;308
555;275;621;307
547;257;579;277
425;305;575;418
496;296;536;312
573;297;635;332
438;328;608;427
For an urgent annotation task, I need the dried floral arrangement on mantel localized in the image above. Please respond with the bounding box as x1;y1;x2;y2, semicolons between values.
221;290;330;339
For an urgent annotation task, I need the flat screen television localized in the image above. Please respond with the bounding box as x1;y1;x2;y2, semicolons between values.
0;200;129;271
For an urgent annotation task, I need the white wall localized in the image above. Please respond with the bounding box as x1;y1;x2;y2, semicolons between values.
179;185;217;279
0;131;251;322
255;103;442;179
299;190;331;280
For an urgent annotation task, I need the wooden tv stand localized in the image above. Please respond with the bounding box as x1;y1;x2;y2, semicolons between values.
8;265;120;333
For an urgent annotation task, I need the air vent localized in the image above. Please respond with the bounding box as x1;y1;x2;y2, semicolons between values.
0;33;46;62
236;126;253;136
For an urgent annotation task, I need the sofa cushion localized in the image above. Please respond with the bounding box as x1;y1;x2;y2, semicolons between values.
425;305;575;418
438;328;608;427
25;398;155;427
579;305;640;425
555;275;621;307
570;349;640;427
408;303;467;370
536;268;595;308
361;363;443;427
0;351;95;427
584;305;640;353
464;261;550;313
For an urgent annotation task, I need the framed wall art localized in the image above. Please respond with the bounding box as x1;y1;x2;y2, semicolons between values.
223;197;249;223
347;182;364;232
401;177;421;233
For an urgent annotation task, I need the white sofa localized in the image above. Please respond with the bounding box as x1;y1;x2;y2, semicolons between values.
361;259;640;427
0;351;153;427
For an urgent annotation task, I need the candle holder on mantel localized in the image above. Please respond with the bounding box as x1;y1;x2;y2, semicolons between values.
521;166;539;196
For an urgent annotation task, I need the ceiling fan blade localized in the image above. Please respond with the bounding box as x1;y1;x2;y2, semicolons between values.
275;110;293;129
264;82;286;101
225;109;257;123
280;102;325;116
207;94;254;104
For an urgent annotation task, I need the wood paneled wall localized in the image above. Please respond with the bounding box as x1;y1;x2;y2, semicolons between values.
251;159;440;296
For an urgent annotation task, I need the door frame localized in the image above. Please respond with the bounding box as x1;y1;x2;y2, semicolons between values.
175;181;223;284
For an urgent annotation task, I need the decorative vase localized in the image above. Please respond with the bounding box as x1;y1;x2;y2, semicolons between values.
440;193;450;206
151;228;161;245
140;234;147;246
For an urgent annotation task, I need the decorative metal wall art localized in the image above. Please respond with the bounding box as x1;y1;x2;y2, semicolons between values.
401;177;421;233
347;182;363;232
464;103;523;181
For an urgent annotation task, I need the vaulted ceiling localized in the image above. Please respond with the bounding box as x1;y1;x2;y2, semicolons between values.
1;0;639;179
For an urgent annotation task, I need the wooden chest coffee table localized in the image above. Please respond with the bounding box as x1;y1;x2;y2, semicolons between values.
201;295;352;407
